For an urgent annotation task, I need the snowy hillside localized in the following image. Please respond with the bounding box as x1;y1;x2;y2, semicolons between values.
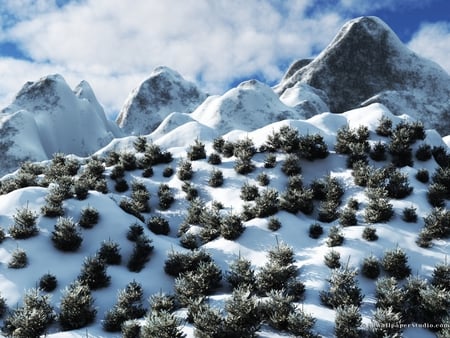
0;103;448;338
0;75;122;176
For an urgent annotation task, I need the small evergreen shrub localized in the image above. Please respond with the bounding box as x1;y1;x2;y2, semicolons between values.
427;183;447;207
282;154;302;176
78;255;111;289
420;207;450;243
9;205;39;239
133;136;147;152
375;277;405;313
147;215;170;235
212;137;225;153
339;207;357;226
416;168;429;183
370;307;402;338
51;217;83;251
420;285;450;328
324;249;341;269
268;217;281;231
287;307;318;338
187;139;207;161
234;157;255;175
0;292;6;317
254;188;279;218
326;225;344;247
298;133;329;160
334;305;362;338
177;159;193;180
8;248;28;268
182;181;198;201
364;188;393;224
431;260;450;290
257;172;270;186
114;178;129;192
309;222;324;239
0;228;5;243
120;152;137;171
263;290;295;330
416;143;432;161
320;267;363;308
402;275;428;323
41;185;65;217
39;273;58;292
226;256;256;290
402;206;417;223
110;164;125;180
264;153;277;168
131;181;150;213
376;116;393;137
119;199;144;222
59;281;96;330
240;182;259;201
97;240;122;265
382;247;411;280
362;226;378;241
150;292;175;313
162;166;174;177
142;166;154;177
73;179;89;199
369;141;387;161
208;169;224;187
220;213;244;240
164;249;213;277
385;168;413;199
158;183;174;210
207;152;222;165
78;205;99;229
127;234;154;272
141;310;186;338
361;254;381;279
127;223;144;241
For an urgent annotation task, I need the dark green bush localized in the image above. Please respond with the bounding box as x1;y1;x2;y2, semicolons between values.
39;273;58;292
51;217;83;251
8;248;28;269
147;215;170;235
78;205;99;229
9;205;39;239
59;281;96;330
127;235;154;272
97;240;122;265
78;255;111;290
382;247;411;280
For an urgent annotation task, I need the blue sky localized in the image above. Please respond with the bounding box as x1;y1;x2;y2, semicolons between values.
1;0;449;118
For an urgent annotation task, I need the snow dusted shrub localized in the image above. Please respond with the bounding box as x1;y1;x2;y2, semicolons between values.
207;152;222;165
9;205;39;239
257;172;270;186
281;154;302;176
97;240;121;265
346;143;369;169
432;166;450;198
103;281;146;332
334;305;362;338
187;139;207;161
335;125;369;155
324;249;341;269
114;178;129;192
320;266;363;308
287;307;318;338
126;222;144;241
382;247;411;280
221;140;235;157
51;217;82;252
427;183;447;207
318;200;340;223
309;222;324;239
208;168;224;187
369;141;387;161
234;156;255;175
364;187;393;224
220;213;244;240
78;255;111;290
179;232;199;250
162;165;174;177
105;150;120;166
3;288;55;337
240;182;259;201
127;234;154;272
73;178;89;199
361;254;381;279
39;273;58;292
212;136;225;153
370;307;402;338
362;225;378;241
416;143;432;161
326;225;344;247
402;275;428;323
420;207;450;244
432;260;450;290
147;215;170;235
119;198;144;222
226;256;256;290
131;181;150;213
164;249;213;277
402;205;417;223
120;151;137;171
264;153;277;168
78;205;99;229
142;166;154;178
385;167;413;199
59;281;96;330
376;115;393;137
41;184;65;217
267;216;281;231
0;227;5;243
375;277;405;313
0;292;6;317
339;206;357;226
150;292;175;313
298;133;329;160
420;285;450;330
415;168;429;183
389;130;414;168
432;145;450;168
254;188;279;217
141;310;186;338
110;164;125;180
8;248;28;269
133;136;147;152
262;290;295;331
177;159;194;181
182;181;198;201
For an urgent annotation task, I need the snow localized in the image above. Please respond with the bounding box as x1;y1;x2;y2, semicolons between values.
0;101;448;337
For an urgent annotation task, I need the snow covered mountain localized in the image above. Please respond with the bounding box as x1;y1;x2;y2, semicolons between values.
276;16;450;136
0;75;122;175
116;66;207;135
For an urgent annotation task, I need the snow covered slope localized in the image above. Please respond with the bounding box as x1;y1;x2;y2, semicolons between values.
0;75;122;176
116;66;207;135
276;16;450;135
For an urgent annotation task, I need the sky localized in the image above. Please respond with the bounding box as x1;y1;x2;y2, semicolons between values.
0;0;450;119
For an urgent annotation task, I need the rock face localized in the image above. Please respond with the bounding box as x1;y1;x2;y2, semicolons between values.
116;66;207;135
276;16;450;135
0;74;121;175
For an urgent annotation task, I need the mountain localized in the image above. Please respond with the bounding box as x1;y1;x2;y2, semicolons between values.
116;66;207;135
0;74;121;175
275;16;450;135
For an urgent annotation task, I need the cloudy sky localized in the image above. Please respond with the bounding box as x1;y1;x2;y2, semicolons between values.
1;0;449;119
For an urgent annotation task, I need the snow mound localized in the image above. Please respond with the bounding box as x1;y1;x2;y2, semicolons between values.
116;66;207;135
0;74;121;176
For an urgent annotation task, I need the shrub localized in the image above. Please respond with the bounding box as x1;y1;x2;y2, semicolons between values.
254;188;279;217
213;137;225;153
164;249;213;277
157;184;174;210
182;181;198;201
257;172;270;186
421;207;450;242
318;200;340;223
177;159;193;180
207;152;222;165
369;141;387;161
432;145;450;168
39;273;58;292
420;285;450;328
78;255;111;290
127;223;144;241
309;222;323;239
416;143;432;161
208;169;224;187
431;260;450;290
385;168;413;199
131;181;150;213
41;185;64;217
287;307;318;338
185;197;205;224
0;228;5;243
141;310;186;338
264;153;277;168
282;154;302;176
2;288;55;337
8;248;28;269
220;213;244;240
427;183;447;207
51;217;83;251
150;292;175;313
73;179;89;199
78;205;99;229
127;234;154;272
324;249;341;269
370;307;402;338
114;178;129;192
179;233;199;249
119;199;144;222
226;256;256;290
120;152;137;171
402;206;417;223
0;292;6;317
382;247;411;280
278;125;300;153
376;116;393;136
335;305;362;338
268;217;281;231
147;215;170;235
339;207;357;226
362;226;378;241
234;157;255;175
263;290;295;330
97;240;121;265
320;266;363;308
361;254;381;279
59;281;96;330
416;168;429;183
163;166;174;177
142;166;154;177
298;133;329;160
222;140;235;157
240;182;259;201
375;277;405;313
402;275;427;323
326;225;344;247
9;205;39;239
187;139;207;161
364;188;393;224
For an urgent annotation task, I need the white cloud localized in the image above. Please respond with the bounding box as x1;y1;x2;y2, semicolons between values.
408;21;450;75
